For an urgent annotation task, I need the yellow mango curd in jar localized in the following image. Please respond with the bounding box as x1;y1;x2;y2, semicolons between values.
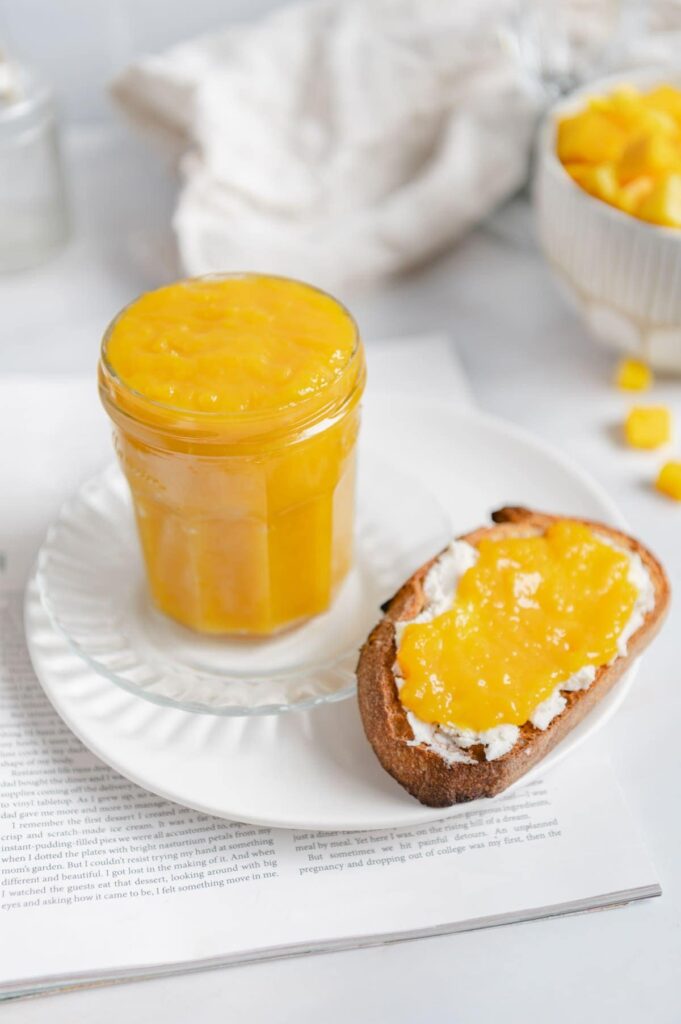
397;521;637;733
99;274;365;635
557;84;681;227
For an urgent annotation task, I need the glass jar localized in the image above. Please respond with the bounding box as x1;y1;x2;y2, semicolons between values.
98;275;366;636
0;65;69;272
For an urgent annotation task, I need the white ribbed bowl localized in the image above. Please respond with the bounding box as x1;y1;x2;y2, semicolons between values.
535;69;681;372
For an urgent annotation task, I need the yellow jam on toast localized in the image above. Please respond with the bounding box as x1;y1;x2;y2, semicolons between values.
397;521;637;733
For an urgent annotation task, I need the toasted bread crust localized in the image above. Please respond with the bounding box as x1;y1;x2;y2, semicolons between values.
357;507;670;807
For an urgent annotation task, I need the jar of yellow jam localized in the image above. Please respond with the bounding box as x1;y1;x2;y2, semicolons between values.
98;274;366;636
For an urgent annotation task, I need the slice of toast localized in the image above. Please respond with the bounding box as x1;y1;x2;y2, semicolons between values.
357;507;670;807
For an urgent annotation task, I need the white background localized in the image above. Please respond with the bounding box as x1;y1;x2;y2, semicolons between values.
0;0;284;124
1;1;680;1020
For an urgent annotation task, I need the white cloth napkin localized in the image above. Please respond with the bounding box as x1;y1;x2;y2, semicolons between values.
112;0;536;291
112;0;681;293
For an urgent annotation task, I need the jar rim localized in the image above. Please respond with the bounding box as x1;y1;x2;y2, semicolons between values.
99;271;362;426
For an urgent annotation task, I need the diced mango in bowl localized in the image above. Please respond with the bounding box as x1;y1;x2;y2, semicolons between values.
557;84;681;227
638;175;681;226
557;112;627;165
563;162;618;204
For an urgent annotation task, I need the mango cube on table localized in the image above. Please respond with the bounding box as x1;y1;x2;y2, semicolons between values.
617;133;681;184
624;406;673;449
616;358;652;391
656;461;681;500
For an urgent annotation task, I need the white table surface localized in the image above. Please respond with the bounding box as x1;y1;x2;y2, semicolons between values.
2;126;679;1023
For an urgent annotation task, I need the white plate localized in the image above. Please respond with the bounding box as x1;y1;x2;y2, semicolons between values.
25;397;638;831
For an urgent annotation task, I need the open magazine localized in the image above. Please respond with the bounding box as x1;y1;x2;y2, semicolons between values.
0;344;660;999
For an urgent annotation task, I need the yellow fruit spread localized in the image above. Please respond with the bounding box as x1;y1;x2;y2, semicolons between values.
105;275;357;414
397;522;637;733
557;84;681;227
100;275;364;635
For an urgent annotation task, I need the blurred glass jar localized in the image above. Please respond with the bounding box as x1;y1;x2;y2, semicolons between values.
0;61;69;272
